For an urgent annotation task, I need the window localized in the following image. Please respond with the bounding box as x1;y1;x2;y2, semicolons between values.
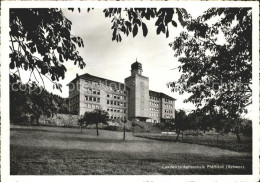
107;108;109;111
107;94;110;97
97;91;100;95
89;97;92;101
107;100;109;104
93;97;96;102
97;98;100;103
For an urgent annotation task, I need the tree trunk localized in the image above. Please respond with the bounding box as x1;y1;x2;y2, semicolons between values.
80;125;83;133
132;126;135;135
123;123;126;140
235;131;241;143
175;129;180;141
181;130;184;140
36;115;40;126
96;123;99;136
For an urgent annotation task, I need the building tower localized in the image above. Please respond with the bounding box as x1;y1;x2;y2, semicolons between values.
125;60;150;121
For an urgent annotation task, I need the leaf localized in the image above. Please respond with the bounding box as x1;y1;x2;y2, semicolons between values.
10;61;15;69
59;54;63;62
144;13;150;20
133;24;138;37
177;9;187;27
166;27;169;38
142;23;148;37
165;9;173;24
134;18;141;26
155;17;162;26
118;34;122;42
172;20;177;27
156;24;165;35
112;29;116;41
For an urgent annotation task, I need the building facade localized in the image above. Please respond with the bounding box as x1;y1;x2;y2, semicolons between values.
68;61;175;123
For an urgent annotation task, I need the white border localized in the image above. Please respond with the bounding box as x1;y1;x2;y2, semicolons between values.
1;1;259;182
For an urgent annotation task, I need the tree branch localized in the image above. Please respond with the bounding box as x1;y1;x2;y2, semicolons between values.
35;67;45;89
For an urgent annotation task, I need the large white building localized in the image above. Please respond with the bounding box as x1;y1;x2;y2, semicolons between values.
68;61;176;123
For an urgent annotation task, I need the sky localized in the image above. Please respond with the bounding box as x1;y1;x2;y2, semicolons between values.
44;7;210;112
14;7;218;113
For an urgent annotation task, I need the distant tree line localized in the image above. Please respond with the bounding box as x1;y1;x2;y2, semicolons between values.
10;75;72;125
157;110;252;142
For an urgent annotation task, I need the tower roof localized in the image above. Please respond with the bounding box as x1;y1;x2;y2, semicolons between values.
131;60;142;70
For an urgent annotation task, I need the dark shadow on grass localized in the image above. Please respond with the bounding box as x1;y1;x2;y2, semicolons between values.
10;145;252;175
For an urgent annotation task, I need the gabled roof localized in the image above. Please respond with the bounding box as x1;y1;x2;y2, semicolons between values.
67;73;129;90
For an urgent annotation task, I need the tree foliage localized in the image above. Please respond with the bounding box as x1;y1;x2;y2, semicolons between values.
10;74;68;125
9;8;85;124
169;8;252;119
10;8;86;90
174;110;189;140
78;109;109;136
103;8;189;42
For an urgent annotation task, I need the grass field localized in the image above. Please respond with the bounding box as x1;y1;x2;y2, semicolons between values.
134;133;252;153
10;125;252;175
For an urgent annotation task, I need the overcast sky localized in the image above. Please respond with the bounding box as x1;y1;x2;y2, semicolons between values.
46;7;212;112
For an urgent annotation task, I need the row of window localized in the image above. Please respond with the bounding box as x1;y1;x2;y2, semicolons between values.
109;115;127;120
150;101;159;107
84;88;101;95
165;104;173;108
84;103;100;109
150;96;159;101
85;96;100;103
150;107;159;112
107;100;127;107
84;80;101;87
150;113;159;117
165;99;174;103
107;94;126;100
70;95;79;104
84;80;127;94
107;108;127;113
165;109;173;114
